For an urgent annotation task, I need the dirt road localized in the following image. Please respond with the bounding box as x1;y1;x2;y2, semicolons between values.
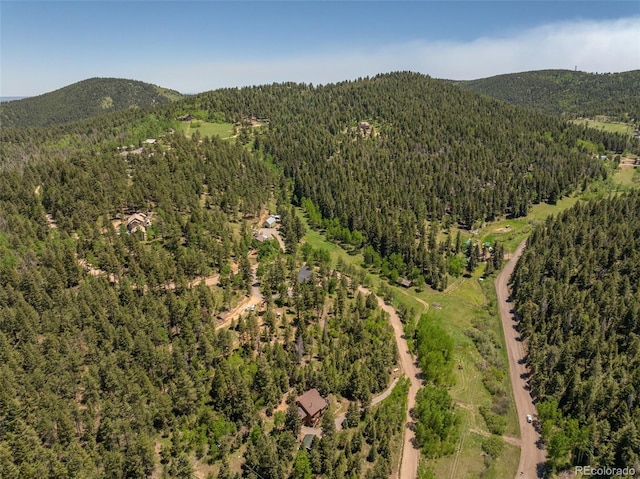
215;265;262;330
359;286;421;479
301;376;401;436
495;240;546;479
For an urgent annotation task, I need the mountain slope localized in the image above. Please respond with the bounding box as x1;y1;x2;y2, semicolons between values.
1;71;638;477
0;77;183;127
178;71;639;287
454;69;640;122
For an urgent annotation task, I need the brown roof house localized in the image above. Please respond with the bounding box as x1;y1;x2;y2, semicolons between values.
296;389;328;427
126;213;151;237
399;278;412;288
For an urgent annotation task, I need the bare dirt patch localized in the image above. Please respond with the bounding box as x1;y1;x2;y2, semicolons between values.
619;157;639;168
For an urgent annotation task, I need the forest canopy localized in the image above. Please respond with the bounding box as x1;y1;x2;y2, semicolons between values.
511;191;640;471
455;69;640;123
1;70;639;477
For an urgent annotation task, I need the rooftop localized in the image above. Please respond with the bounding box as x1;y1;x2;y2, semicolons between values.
297;265;312;283
296;388;327;418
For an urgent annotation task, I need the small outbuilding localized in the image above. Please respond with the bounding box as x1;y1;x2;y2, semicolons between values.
264;216;277;228
302;434;317;451
297;265;312;284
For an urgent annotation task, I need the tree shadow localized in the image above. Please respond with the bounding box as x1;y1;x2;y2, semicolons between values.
536;461;547;478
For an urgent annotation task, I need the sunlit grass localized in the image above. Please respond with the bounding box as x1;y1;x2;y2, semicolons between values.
178;120;234;139
572;118;635;137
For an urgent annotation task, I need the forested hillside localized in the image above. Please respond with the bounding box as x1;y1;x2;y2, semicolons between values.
0;77;182;127
3;72;637;291
510;191;640;472
1;71;639;477
455;69;640;122
180;72;635;288
0;123;407;477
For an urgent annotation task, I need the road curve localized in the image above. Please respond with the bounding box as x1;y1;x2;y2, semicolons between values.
495;240;546;479
301;376;401;436
359;286;421;479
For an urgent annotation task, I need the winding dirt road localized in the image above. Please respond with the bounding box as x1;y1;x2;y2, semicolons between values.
301;376;401;436
359;286;422;479
495;240;546;479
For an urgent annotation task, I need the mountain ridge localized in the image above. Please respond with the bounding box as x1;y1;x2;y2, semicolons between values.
452;69;640;122
0;77;183;127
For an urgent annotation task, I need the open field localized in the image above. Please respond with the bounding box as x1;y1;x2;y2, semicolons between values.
572;118;636;137
178;120;234;139
614;165;640;187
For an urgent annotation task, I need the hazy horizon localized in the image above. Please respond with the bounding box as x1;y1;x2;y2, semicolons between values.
2;1;639;97
4;66;640;100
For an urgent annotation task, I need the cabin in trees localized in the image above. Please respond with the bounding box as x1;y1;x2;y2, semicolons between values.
399;278;412;288
126;213;151;236
263;215;278;228
296;389;328;427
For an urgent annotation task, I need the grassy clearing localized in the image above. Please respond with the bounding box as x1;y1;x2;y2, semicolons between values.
572;119;636;137
178;120;234;139
486;442;520;479
428;428;519;479
612;165;640;188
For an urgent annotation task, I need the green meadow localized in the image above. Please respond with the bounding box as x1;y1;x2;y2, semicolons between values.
572;118;636;137
178;120;235;139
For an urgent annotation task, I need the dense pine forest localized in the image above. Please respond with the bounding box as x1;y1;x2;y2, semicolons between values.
511;191;640;472
0;77;183;128
0;128;404;477
1;71;639;477
5;72;636;292
175;72;637;289
455;69;640;122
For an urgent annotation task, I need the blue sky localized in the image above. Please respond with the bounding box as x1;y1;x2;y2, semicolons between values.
2;1;639;96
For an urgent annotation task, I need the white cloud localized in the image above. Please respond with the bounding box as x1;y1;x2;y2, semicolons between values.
152;16;640;93
3;16;638;96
